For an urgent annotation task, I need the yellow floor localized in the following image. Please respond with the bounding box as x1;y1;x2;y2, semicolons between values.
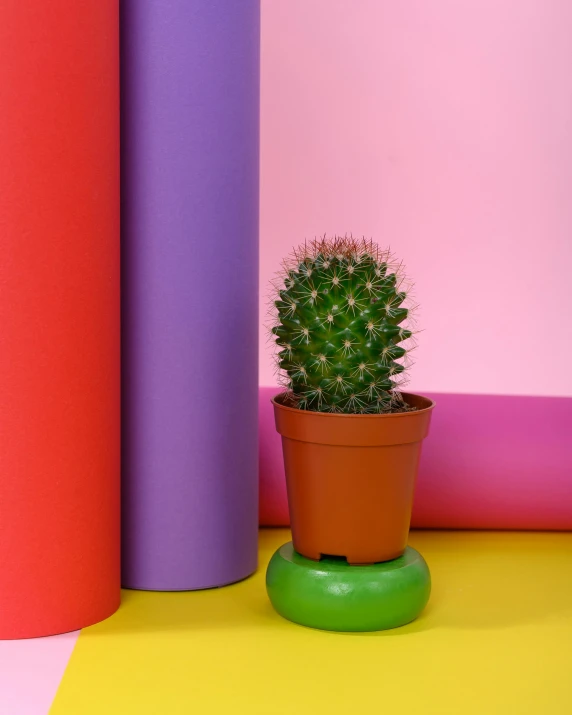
51;529;572;714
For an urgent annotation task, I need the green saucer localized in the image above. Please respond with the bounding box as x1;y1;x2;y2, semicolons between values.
266;542;431;632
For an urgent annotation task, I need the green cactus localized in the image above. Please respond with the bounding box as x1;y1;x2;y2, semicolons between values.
271;236;416;413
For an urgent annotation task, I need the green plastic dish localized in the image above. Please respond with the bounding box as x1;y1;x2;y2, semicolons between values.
266;542;431;632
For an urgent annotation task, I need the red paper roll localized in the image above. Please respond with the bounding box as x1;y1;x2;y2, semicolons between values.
0;1;120;638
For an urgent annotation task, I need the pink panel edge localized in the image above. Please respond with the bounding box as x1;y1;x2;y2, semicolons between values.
0;630;79;714
259;386;572;530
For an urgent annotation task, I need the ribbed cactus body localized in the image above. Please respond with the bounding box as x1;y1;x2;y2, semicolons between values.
272;238;414;413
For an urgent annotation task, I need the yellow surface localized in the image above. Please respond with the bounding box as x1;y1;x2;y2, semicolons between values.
51;529;572;714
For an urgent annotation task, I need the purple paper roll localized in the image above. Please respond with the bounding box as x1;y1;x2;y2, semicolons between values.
121;0;260;589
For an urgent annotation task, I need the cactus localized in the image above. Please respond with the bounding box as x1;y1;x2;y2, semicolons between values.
270;236;416;413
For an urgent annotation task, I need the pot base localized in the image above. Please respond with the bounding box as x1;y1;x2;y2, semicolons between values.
266;542;430;632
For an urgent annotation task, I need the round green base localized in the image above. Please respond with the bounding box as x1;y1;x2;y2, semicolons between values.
266;542;431;632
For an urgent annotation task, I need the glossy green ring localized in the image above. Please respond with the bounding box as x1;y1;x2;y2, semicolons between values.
266;542;431;632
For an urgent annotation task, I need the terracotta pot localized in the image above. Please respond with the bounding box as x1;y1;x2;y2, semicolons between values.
273;392;435;565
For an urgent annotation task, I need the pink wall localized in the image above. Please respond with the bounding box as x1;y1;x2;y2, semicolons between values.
260;0;572;396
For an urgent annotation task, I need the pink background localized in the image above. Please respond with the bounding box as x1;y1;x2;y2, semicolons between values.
0;632;78;713
259;0;572;397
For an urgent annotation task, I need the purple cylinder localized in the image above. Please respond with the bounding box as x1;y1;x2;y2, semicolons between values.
121;0;260;589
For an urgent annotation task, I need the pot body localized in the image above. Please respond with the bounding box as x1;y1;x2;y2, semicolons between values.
273;393;434;564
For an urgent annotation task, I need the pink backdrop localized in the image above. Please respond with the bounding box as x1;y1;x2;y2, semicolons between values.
259;0;572;397
258;0;572;528
0;632;77;713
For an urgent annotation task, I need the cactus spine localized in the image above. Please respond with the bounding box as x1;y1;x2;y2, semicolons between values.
271;236;415;413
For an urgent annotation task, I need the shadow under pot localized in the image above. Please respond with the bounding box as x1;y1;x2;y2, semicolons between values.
272;392;435;565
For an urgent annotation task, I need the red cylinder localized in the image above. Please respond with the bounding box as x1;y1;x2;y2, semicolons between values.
0;1;120;638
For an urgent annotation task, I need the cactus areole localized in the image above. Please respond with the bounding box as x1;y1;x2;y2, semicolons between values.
271;236;416;414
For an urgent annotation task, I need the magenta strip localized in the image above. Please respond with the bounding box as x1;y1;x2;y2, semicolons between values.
259;387;572;530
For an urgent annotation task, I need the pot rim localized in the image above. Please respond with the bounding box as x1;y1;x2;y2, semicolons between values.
271;391;435;418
